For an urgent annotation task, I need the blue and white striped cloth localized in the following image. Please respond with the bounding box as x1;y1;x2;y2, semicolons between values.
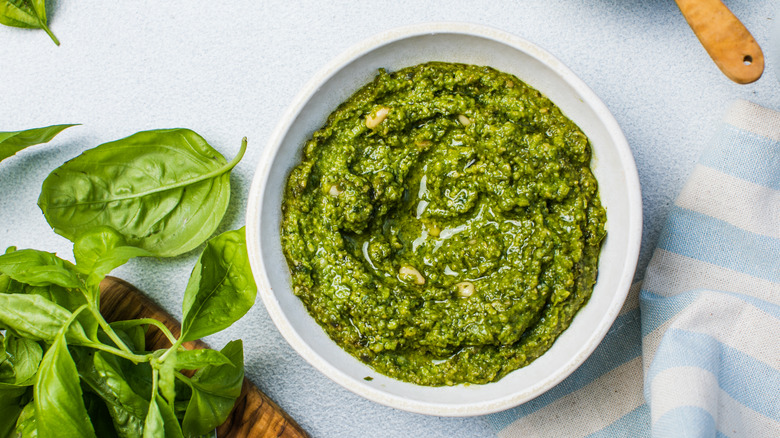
488;100;780;437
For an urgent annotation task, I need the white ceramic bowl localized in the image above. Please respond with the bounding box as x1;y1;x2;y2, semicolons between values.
246;23;642;416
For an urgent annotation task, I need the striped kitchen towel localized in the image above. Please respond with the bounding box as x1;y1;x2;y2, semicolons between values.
488;100;780;437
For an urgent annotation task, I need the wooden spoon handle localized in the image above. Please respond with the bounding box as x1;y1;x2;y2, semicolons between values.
675;0;764;84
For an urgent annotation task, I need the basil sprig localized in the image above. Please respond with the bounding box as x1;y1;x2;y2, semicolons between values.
0;128;256;437
0;229;256;437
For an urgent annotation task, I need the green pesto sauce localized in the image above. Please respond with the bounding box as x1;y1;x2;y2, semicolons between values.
281;62;607;386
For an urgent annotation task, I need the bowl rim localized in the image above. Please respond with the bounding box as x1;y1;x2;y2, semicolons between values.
246;22;643;416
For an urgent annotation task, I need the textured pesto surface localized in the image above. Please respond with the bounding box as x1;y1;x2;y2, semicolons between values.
281;62;606;386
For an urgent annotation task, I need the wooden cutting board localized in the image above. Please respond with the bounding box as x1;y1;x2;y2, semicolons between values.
99;276;309;438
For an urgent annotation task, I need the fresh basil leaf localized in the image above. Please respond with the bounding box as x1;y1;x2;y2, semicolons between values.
181;340;243;437
180;228;257;342
1;334;43;386
0;380;32;393
34;318;96;438
73;227;152;280
0;273;12;294
0;383;27;397
0;0;59;45
0;248;81;288
23;283;85;311
39;129;247;257
0;124;75;162
174;349;232;371
155;394;184;438
11;399;37;438
77;350;148;438
83;391;120;438
0;382;28;393
24;283;98;339
142;393;165;438
2;278;98;341
0;374;35;391
0;294;91;344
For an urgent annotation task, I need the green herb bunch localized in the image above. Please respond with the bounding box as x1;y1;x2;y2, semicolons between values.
0;126;257;437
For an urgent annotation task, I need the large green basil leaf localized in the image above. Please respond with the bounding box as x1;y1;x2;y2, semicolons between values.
38;129;247;257
0;294;91;344
0;249;81;288
34;322;96;438
73;227;152;281
77;350;148;438
180;228;257;342
11;400;37;438
0;124;75;162
0;334;43;386
181;340;243;437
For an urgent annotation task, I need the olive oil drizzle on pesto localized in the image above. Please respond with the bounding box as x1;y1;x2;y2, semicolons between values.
281;62;606;386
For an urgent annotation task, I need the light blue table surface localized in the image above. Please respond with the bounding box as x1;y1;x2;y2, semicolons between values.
1;2;778;437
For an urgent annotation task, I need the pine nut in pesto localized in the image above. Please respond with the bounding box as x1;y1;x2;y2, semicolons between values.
280;62;607;386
